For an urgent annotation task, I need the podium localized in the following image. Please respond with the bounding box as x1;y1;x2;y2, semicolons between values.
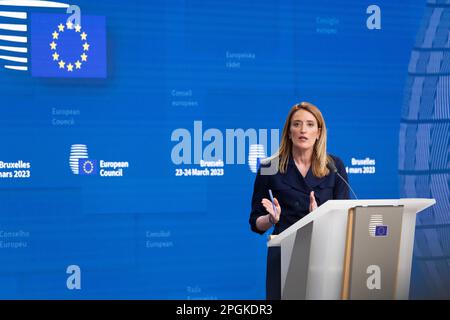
267;198;436;300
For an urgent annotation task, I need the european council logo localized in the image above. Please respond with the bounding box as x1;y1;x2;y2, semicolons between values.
369;214;388;237
248;144;266;173
0;1;106;78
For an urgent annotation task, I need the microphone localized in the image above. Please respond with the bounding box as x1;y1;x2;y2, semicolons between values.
327;161;358;200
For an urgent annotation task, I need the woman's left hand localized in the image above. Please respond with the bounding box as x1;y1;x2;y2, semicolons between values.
309;191;318;212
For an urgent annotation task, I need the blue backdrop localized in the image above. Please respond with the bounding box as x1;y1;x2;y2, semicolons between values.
0;0;448;299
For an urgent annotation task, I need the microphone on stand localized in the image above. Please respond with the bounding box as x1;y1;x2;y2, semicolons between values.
327;161;358;200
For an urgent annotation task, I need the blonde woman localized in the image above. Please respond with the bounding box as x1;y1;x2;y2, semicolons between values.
249;102;349;299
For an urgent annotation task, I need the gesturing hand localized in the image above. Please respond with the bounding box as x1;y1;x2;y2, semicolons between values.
261;197;281;224
309;191;318;212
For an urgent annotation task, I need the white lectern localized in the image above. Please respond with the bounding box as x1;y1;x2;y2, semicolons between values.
267;198;436;300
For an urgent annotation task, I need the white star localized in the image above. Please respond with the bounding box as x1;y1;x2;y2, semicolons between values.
74;24;81;32
80;32;87;41
58;23;65;32
50;41;57;50
52;31;59;40
75;60;82;69
67;63;74;72
83;42;90;51
52;52;59;61
66;20;73;29
58;60;65;69
81;53;88;62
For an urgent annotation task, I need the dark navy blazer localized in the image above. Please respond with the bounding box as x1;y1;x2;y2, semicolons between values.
249;154;349;236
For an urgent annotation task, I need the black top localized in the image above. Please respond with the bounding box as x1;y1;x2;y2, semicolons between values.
249;154;349;235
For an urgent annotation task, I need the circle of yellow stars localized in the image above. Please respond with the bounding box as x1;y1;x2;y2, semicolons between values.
49;20;89;72
82;160;94;174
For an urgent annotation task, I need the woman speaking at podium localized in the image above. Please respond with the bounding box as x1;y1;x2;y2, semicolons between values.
249;101;349;299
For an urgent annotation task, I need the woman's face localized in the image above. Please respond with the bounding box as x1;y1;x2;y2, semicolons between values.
289;109;321;153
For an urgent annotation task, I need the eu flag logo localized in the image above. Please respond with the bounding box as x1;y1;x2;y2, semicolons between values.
30;13;106;78
79;159;98;175
375;225;388;237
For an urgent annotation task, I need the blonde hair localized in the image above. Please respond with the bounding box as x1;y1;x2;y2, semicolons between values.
277;101;332;177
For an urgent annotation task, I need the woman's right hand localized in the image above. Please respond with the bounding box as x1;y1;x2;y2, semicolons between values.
261;197;281;224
